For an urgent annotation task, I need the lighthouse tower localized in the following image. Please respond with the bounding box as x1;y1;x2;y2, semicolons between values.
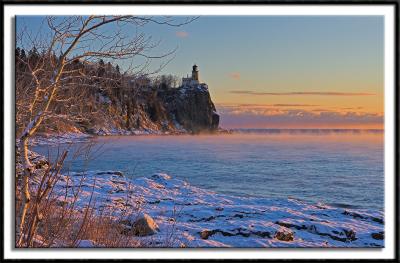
182;64;201;86
192;64;199;81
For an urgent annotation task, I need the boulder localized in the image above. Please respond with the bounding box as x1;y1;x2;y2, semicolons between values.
113;171;124;177
344;229;357;241
121;213;159;237
151;173;171;181
200;229;214;240
274;228;294;242
371;232;384;240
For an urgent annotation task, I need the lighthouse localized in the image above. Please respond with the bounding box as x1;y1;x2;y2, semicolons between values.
192;64;199;81
182;64;201;86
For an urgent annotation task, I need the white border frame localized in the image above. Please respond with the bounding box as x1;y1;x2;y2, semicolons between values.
3;4;396;260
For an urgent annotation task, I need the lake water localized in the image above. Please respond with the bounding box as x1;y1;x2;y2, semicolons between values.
33;130;384;210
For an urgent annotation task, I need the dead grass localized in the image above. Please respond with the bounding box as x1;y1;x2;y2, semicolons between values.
15;145;183;248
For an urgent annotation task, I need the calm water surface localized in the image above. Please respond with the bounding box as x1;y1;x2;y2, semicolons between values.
34;131;384;210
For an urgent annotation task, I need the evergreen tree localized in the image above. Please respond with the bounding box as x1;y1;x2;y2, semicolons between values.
97;59;105;77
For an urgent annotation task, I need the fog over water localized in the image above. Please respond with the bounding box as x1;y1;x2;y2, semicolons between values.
34;130;384;210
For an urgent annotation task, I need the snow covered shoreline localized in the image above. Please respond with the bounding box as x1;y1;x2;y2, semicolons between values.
51;170;384;248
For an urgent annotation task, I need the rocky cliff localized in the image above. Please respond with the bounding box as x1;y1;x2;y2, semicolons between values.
157;84;220;133
16;49;219;137
82;83;220;135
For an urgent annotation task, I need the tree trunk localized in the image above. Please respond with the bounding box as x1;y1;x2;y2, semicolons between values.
126;99;131;129
16;137;32;247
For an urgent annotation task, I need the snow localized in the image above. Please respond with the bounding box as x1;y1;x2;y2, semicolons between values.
98;93;111;104
76;240;96;248
48;170;384;248
179;83;208;99
29;132;92;146
19;111;43;139
28;128;193;146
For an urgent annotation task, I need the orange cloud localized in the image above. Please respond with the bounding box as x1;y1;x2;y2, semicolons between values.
175;31;189;38
216;103;320;109
273;104;320;107
216;103;383;129
228;72;241;80
230;90;376;96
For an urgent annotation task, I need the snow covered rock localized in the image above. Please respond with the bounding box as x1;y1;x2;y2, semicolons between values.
151;173;171;181
274;228;294;242
122;213;159;237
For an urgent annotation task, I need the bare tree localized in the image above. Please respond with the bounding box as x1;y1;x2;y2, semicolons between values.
15;15;197;246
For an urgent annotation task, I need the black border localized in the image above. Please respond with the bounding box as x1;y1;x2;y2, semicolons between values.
1;1;399;262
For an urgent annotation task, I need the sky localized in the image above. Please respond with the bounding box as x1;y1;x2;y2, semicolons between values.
16;16;384;129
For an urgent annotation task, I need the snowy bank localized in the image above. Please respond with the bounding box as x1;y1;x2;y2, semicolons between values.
29;132;92;146
51;170;384;248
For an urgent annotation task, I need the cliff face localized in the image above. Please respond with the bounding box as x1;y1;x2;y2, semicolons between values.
158;84;220;133
84;83;220;135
